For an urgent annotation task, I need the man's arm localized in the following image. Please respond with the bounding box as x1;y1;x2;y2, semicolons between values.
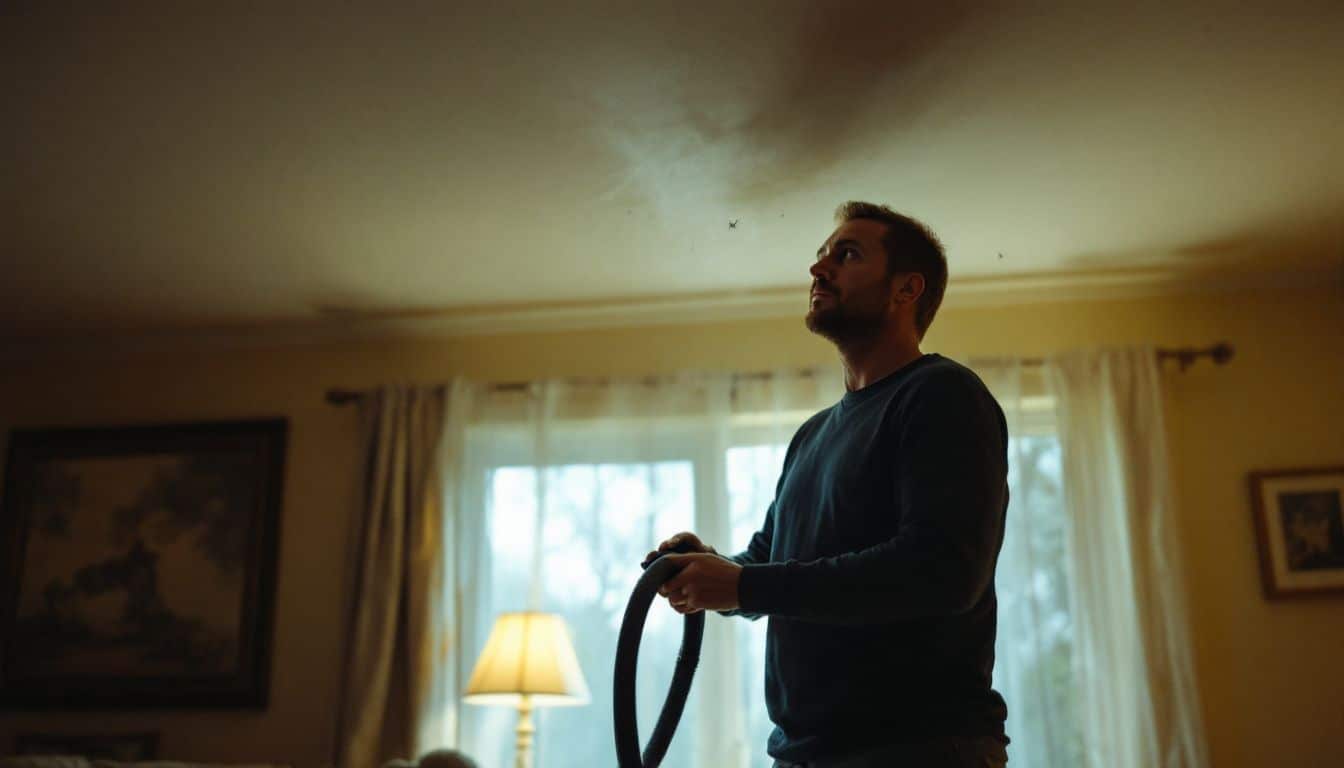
736;371;1008;624
715;503;775;619
728;502;775;567
712;424;811;618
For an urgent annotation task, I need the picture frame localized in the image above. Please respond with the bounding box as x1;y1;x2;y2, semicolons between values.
15;731;159;760
0;419;287;708
1249;465;1344;599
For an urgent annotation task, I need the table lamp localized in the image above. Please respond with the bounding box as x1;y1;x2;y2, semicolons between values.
464;612;590;768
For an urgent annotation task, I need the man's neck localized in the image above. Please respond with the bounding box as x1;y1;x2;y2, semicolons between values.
838;335;924;392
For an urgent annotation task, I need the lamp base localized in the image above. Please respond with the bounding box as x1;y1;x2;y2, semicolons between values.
514;695;535;768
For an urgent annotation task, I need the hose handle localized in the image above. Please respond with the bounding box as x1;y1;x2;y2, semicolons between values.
640;540;700;571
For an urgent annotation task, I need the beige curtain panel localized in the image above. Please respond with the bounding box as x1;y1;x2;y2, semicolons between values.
335;385;451;768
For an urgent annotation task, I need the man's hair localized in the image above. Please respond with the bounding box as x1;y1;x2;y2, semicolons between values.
834;201;947;340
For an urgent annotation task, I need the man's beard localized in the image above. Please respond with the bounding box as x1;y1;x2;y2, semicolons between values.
805;285;890;343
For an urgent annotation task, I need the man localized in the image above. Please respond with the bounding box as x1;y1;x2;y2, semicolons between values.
647;202;1010;767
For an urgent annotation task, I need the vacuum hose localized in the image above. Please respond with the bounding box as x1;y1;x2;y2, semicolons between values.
613;543;705;768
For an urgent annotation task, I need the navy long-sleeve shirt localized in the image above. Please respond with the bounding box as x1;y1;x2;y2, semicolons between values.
726;353;1009;763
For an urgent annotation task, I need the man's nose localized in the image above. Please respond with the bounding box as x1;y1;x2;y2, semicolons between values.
809;259;832;281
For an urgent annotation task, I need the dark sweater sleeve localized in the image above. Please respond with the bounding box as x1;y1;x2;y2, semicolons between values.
736;370;1007;624
717;423;811;619
715;503;775;620
727;419;807;571
729;501;775;567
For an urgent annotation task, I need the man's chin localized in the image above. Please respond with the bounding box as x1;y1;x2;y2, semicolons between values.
805;310;839;340
805;309;880;343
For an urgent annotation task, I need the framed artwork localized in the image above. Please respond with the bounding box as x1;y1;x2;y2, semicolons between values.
0;419;287;708
15;731;159;760
1249;465;1344;598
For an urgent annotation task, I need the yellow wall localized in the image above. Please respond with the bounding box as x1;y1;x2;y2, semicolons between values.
1;286;1341;768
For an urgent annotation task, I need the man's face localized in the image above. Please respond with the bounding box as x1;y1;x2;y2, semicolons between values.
806;218;898;342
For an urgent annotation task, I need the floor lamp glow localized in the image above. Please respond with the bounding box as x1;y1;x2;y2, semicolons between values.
464;612;590;768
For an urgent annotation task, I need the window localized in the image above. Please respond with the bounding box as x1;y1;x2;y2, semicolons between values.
726;444;784;768
486;462;698;768
996;435;1084;766
466;405;1080;767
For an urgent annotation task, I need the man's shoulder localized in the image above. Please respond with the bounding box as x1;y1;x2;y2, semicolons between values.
905;354;994;395
895;354;1004;422
796;403;838;438
910;353;982;381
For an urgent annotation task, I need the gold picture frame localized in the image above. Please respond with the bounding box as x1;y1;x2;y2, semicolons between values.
0;419;287;708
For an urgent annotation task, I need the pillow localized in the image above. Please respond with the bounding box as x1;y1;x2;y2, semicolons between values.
0;758;93;768
92;763;290;768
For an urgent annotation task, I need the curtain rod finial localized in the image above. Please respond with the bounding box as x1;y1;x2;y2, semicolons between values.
326;389;363;406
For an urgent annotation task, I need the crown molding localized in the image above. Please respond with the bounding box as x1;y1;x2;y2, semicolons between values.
338;262;1342;336
1;263;1338;360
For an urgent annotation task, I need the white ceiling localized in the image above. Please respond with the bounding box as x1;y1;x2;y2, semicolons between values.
4;1;1343;338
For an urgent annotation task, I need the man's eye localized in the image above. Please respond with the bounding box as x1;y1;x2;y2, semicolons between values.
841;248;858;260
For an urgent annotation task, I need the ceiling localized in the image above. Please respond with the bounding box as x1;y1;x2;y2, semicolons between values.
4;1;1343;339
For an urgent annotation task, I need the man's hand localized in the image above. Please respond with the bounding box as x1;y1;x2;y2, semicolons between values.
644;531;716;567
657;553;742;613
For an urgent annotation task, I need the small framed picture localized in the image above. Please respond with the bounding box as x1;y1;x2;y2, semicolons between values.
1249;466;1344;598
15;731;159;760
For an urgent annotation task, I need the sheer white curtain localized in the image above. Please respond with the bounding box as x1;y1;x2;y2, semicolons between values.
1047;348;1208;768
970;358;1082;767
443;368;843;768
418;352;1202;767
433;362;1086;767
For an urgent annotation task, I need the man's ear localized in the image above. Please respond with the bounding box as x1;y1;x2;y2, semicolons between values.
891;272;925;306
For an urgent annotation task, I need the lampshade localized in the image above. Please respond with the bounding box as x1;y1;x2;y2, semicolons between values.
463;611;590;707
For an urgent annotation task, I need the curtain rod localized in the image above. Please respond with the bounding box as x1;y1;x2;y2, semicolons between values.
325;341;1234;406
